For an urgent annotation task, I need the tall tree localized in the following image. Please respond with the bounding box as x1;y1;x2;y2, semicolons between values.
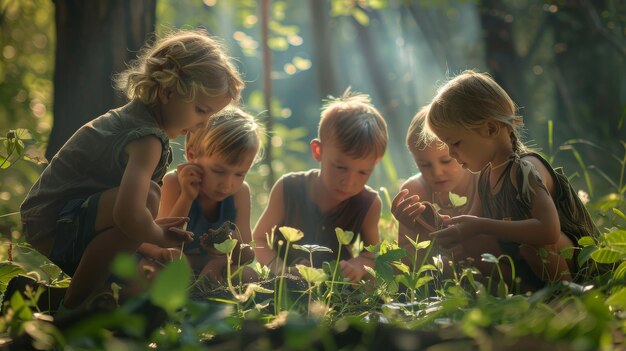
47;0;156;160
478;0;527;112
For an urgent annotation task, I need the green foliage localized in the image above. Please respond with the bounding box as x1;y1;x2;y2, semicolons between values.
150;259;192;315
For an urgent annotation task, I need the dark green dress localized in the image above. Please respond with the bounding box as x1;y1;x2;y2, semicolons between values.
478;152;600;288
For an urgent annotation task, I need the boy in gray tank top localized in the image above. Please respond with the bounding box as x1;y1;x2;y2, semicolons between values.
253;90;388;283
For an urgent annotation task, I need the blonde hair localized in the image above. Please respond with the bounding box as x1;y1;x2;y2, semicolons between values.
407;105;441;152
186;107;263;165
319;89;388;159
425;70;527;153
115;28;244;105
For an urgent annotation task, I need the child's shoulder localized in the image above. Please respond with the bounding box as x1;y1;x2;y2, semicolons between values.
400;174;430;199
277;169;318;188
161;169;180;188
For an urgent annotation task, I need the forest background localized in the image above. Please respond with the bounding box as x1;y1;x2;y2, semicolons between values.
1;0;624;239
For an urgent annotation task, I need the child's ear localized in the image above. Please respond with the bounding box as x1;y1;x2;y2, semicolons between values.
158;86;172;104
185;148;195;161
310;139;322;162
483;121;501;137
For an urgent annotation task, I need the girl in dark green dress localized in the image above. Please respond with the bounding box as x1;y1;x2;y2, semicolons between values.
392;70;600;291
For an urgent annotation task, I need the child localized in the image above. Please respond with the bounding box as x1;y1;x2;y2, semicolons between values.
393;70;600;290
139;107;262;282
19;29;244;311
253;91;388;283
394;105;478;264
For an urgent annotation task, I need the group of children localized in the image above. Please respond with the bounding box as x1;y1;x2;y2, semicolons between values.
18;29;600;314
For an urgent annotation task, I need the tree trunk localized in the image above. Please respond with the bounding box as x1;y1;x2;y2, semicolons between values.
478;0;528;112
260;0;275;187
47;0;156;160
309;0;337;97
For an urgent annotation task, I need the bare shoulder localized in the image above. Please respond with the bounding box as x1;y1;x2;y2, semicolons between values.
233;181;252;205
162;170;180;188
401;174;431;199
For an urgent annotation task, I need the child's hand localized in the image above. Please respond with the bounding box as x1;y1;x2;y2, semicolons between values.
429;215;480;254
155;216;194;247
391;189;433;231
176;163;204;200
339;259;365;283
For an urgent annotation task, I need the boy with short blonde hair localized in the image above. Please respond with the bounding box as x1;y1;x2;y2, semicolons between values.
253;90;388;282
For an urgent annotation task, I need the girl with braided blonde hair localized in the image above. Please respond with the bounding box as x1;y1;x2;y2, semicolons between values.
21;28;243;313
392;70;600;291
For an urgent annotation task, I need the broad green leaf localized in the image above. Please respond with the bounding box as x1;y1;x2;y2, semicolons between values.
606;287;626;310
150;260;191;314
14;128;33;140
0;263;26;291
613;261;626;282
560;246;575;260
0;156;12;169
214;238;238;254
375;260;395;282
417;264;437;274
335;228;354;246
604;229;626;246
415;240;431;250
279;226;304;243
414;276;433;289
378;248;407;262
10;291;33;320
591;248;622;264
392;262;409;274
449;192;467;207
296;265;327;284
578;236;596;247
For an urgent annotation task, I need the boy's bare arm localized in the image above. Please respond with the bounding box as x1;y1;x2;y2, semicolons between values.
159;164;202;218
234;182;253;244
233;183;255;263
252;179;286;274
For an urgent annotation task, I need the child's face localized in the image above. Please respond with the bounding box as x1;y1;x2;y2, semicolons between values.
159;90;231;139
411;144;467;193
312;139;378;203
433;125;494;172
188;150;256;202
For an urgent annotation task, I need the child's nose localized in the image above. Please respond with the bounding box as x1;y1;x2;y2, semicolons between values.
340;173;355;188
432;164;444;176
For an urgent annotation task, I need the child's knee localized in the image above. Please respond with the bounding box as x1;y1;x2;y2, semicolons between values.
146;181;161;218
